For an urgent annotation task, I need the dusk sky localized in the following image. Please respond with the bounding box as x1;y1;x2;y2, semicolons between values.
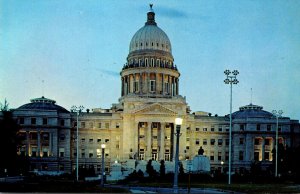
1;0;300;119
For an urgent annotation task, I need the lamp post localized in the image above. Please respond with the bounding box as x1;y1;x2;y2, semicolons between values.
173;117;183;193
101;143;106;187
71;105;84;182
272;110;283;177
224;69;239;185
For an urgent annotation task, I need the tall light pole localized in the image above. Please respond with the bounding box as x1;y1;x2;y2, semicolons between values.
71;105;84;181
272;110;283;177
101;144;106;187
173;117;183;193
224;69;239;185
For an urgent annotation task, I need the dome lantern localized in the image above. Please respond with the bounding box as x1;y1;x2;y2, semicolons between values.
146;4;157;26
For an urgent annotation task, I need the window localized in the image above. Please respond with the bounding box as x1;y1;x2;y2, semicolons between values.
105;123;109;129
225;152;229;161
210;152;214;161
81;138;85;143
42;133;49;141
59;164;64;171
203;139;207;145
195;139;200;145
89;122;93;128
256;124;261;131
267;124;271;131
203;128;207;131
81;149;85;158
153;135;158;139
116;123;120;128
97;138;101;143
218;139;223;146
151;58;155;67
31;147;37;157
210;139;215;145
240;124;244;131
81;122;85;128
239;138;244;145
195;128;200;132
31;118;36;125
239;151;244;161
211;127;215;132
31;133;37;140
134;81;139;92
43;118;47;125
225;139;229;146
105;139;109;143
19;117;24;124
150;80;155;92
186;146;189;150
278;125;282;132
186;137;190;142
254;138;260;145
145;58;148;66
218;127;222;132
225;127;229;132
97;149;101;158
59;148;65;157
218;152;222;161
42;148;48;157
254;152;259;161
264;152;270;161
164;82;169;93
60;134;65;141
265;139;270;145
89;139;93;143
60;119;65;126
98;123;102;128
89;150;93;158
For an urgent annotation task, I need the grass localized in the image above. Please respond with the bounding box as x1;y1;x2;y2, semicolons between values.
121;182;300;193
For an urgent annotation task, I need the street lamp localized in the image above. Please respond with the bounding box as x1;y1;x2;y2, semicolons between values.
224;69;239;185
173;117;183;193
272;110;283;177
101;143;106;187
71;105;84;181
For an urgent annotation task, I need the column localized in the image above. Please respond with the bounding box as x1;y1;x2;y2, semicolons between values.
128;75;131;93
26;131;30;156
139;73;142;94
133;74;136;93
155;73;157;94
176;78;179;95
135;122;139;159
167;75;170;95
261;138;265;161
172;123;176;161
160;123;165;160
147;122;152;160
147;73;150;94
161;73;164;94
49;132;52;156
37;131;41;157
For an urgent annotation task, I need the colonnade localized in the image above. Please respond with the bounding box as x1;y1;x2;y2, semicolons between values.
121;73;179;97
24;131;52;157
137;122;175;161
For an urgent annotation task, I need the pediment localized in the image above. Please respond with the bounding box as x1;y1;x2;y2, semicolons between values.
133;103;177;115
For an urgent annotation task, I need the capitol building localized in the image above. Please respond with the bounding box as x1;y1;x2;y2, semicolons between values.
11;6;300;177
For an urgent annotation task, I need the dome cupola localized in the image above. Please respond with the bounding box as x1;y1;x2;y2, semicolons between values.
120;5;181;100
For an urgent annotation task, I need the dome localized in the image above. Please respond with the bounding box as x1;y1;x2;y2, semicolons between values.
129;6;172;54
232;104;273;119
17;96;69;113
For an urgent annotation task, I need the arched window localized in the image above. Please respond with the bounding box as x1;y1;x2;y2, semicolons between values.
151;58;155;67
156;59;160;67
145;58;148;67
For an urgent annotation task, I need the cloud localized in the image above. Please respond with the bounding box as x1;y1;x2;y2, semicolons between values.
158;6;188;18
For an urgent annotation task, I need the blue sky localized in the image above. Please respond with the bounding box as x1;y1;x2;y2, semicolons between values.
1;0;300;119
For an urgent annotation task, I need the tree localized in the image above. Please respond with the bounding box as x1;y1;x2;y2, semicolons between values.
160;160;165;177
146;159;156;178
0;101;23;176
